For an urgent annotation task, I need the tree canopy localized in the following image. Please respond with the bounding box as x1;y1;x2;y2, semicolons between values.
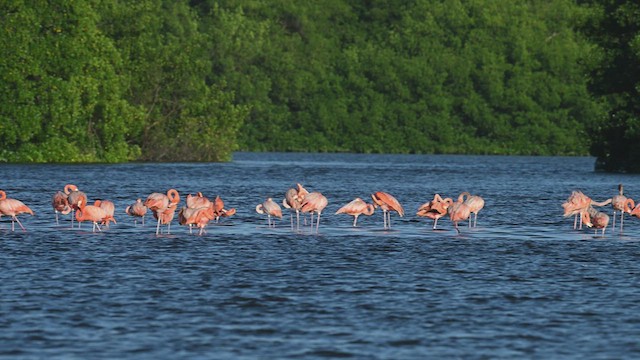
0;0;635;169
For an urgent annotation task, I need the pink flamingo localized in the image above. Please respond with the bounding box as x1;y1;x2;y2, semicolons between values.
179;203;215;235
462;192;485;227
283;187;303;230
0;190;34;231
145;189;180;235
94;200;116;228
301;192;329;233
448;193;471;234
51;185;73;225
256;198;282;228
611;184;634;231
335;197;375;227
582;206;610;236
186;192;211;209
416;194;453;230
75;200;115;233
66;184;87;228
125;199;148;226
371;191;404;229
562;191;610;229
213;196;236;223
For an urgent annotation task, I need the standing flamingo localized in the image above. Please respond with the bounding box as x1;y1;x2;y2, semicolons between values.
582;206;610;236
301;192;329;233
283;187;303;230
0;190;34;231
611;184;634;231
448;193;471;234
66;184;87;228
145;189;180;235
179;203;215;235
94;200;116;228
256;198;282;228
213;196;236;223
371;191;404;229
416;194;453;230
186;192;211;209
125;199;148;226
75;200;115;233
335;197;375;227
462;192;485;227
51;186;72;225
562;191;610;229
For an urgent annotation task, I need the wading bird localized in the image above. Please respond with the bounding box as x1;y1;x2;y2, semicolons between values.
371;191;404;229
0;190;34;231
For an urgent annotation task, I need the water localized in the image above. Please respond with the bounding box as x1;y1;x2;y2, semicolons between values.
1;153;640;359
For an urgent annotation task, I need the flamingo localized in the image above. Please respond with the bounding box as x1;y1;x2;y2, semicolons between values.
448;193;471;234
145;189;180;235
66;184;87;228
51;185;72;225
0;190;34;231
462;192;485;227
582;206;610;236
186;192;211;209
416;194;453;230
301;192;329;233
335;197;375;227
562;191;610;229
213;196;236;223
611;184;634;231
125;199;148;226
94;200;116;227
75;199;115;233
283;187;303;230
179;203;215;235
256;198;282;228
371;191;404;229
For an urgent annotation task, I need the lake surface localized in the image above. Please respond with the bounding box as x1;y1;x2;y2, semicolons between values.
1;152;640;359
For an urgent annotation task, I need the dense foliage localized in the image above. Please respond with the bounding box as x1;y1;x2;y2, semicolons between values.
578;0;640;172
0;0;635;167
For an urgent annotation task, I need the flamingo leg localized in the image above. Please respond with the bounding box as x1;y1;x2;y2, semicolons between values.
316;212;321;233
13;216;26;231
353;215;358;227
433;218;438;230
55;211;59;225
167;222;171;234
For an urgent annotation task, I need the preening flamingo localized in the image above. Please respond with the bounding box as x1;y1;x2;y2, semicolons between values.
283;187;303;230
51;185;72;225
462;192;485;227
179;203;215;235
75;199;115;233
145;189;180;235
0;190;34;231
371;191;404;229
66;184;87;228
256;198;282;228
582;206;610;236
125;199;148;226
213;196;236;223
562;191;610;229
448;193;471;234
301;192;329;233
94;200;116;227
416;194;453;230
611;184;634;231
335;197;375;227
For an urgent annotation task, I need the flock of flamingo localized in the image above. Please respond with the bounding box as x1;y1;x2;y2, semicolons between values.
562;184;640;235
0;183;485;235
0;182;636;235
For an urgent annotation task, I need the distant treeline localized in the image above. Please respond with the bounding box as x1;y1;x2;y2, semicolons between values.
0;1;638;171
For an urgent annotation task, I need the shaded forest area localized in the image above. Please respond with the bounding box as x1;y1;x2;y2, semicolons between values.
1;1;638;171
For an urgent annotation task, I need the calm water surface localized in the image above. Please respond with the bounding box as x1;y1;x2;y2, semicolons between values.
1;153;640;359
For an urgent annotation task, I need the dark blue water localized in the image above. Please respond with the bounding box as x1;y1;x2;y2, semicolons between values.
2;153;640;359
